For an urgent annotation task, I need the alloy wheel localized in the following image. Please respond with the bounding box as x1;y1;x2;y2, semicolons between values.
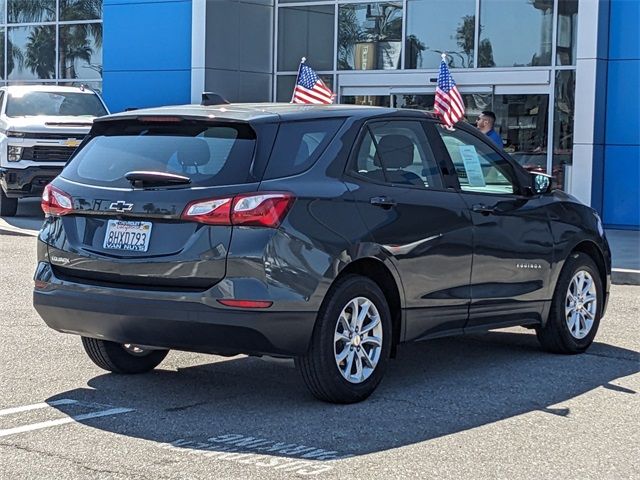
333;296;383;384
565;270;597;339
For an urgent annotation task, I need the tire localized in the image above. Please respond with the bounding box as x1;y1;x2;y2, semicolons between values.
0;188;18;217
296;274;392;404
81;337;169;374
537;252;603;354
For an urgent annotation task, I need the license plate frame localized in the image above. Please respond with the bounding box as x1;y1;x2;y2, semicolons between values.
103;220;153;252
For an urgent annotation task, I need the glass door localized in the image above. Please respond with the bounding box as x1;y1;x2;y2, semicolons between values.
390;88;553;185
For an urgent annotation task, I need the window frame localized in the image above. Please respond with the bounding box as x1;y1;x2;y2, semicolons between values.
424;120;530;197
345;117;448;192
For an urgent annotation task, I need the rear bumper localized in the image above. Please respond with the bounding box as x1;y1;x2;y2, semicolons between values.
0;166;62;198
33;275;317;358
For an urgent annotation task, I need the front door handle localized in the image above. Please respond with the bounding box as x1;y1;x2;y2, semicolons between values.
472;203;496;215
370;196;397;209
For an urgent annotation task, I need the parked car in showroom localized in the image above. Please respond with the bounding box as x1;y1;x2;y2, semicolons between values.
33;103;611;404
0;85;108;216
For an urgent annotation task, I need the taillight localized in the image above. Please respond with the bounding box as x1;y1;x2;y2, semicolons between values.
41;184;73;216
181;192;294;228
181;197;233;225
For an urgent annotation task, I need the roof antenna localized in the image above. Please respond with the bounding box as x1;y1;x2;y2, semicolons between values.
201;92;230;106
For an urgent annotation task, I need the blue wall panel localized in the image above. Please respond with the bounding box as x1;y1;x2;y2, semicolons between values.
608;0;640;60
602;146;640;228
602;0;640;229
103;0;192;112
605;60;640;146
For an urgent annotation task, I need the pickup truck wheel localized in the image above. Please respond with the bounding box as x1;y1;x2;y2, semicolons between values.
81;337;168;373
296;275;392;404
0;189;18;217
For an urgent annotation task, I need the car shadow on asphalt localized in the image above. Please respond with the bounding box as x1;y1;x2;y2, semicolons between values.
45;330;639;459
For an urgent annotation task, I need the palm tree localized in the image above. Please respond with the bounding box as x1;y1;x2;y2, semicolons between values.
9;0;103;79
24;26;56;79
60;25;94;78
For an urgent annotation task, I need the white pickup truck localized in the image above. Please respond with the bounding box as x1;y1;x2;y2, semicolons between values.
0;85;109;216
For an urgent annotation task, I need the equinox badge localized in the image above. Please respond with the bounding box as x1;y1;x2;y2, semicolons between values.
109;201;134;213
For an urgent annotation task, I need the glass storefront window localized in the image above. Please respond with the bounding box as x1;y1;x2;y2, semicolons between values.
338;3;402;71
8;0;56;23
0;1;5;24
479;0;553;67
0;28;4;79
553;71;575;190
8;25;56;80
493;94;549;175
276;74;334;103
394;93;492;124
557;0;578;66
278;6;334;72
59;23;102;79
341;95;390;107
60;0;103;22
406;0;476;69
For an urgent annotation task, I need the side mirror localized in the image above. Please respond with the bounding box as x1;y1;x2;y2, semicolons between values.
531;173;552;195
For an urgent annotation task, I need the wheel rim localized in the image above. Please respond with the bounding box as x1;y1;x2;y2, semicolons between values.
565;270;597;339
122;344;150;356
333;296;383;384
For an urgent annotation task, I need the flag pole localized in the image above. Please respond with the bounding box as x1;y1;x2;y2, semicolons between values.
290;57;306;103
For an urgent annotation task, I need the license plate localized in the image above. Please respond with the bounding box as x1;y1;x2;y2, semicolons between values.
103;220;152;252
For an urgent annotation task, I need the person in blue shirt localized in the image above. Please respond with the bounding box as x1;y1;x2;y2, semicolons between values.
476;111;503;149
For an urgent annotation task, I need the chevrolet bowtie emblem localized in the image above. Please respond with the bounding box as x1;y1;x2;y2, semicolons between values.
109;201;134;213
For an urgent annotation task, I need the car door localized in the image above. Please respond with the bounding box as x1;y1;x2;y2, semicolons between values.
343;118;473;341
429;123;553;330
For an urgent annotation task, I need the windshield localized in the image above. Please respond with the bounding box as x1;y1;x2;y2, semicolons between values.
62;121;258;188
5;91;107;117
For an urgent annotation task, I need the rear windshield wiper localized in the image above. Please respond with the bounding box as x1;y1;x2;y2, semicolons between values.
125;171;191;188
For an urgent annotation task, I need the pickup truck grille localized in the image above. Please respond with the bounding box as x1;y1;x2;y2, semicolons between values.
20;146;77;162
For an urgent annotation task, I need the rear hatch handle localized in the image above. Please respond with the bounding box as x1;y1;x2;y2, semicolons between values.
125;171;191;188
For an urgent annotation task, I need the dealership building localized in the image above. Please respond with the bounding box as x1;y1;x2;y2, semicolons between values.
0;0;637;229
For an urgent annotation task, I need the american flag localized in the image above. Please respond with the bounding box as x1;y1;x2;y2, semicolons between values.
292;61;334;105
434;59;465;128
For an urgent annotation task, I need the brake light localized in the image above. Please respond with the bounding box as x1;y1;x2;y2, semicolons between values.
41;184;73;216
181;192;294;228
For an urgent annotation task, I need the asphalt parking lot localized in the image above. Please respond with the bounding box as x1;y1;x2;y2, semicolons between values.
1;229;638;479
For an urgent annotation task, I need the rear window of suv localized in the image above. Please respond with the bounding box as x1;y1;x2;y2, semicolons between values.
263;118;344;179
6;91;107;117
62;121;258;188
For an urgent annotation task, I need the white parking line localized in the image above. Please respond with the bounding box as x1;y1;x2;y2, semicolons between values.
0;399;78;417
0;400;134;438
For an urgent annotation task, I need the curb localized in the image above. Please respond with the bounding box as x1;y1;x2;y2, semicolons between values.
0;225;39;237
612;268;640;286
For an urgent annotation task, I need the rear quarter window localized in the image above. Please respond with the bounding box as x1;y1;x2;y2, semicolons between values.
263;118;344;179
61;121;257;188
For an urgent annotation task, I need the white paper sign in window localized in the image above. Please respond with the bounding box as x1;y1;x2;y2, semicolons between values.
459;145;486;187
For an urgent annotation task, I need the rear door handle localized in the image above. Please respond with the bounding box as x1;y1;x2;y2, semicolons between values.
472;203;496;215
370;196;397;208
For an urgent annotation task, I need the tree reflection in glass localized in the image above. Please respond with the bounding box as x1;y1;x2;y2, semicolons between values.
338;3;402;71
60;0;103;21
405;0;475;69
60;24;103;79
8;26;56;80
8;0;56;23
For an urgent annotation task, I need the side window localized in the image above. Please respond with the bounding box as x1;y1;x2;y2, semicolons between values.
436;126;517;195
264;118;344;179
353;120;444;190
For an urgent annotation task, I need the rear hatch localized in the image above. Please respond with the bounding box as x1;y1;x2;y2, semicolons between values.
43;116;271;290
